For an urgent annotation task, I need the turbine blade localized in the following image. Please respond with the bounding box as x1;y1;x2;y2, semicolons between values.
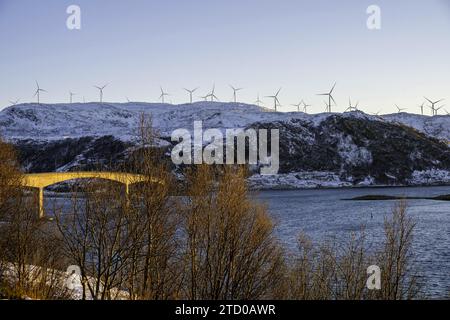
330;95;337;105
330;82;336;94
424;97;433;104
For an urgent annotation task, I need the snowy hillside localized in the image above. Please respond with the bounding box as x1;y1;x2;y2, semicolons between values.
1;102;450;142
383;113;450;142
0;102;301;141
2;102;450;189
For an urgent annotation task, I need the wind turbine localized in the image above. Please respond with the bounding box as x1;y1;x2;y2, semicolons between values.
230;85;243;103
302;101;311;113
345;98;359;112
425;97;445;116
200;94;209;101
435;105;444;115
291;100;303;112
159;87;170;103
317;82;337;113
207;84;219;102
34;81;47;104
254;93;264;107
395;104;406;113
9;98;20;105
418;102;426;115
266;88;281;112
184;87;198;104
69;91;76;103
94;84;108;103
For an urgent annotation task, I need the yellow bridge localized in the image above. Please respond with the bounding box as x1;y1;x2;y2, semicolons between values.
21;172;156;218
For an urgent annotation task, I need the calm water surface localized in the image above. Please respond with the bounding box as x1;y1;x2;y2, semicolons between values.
46;185;450;298
254;186;450;298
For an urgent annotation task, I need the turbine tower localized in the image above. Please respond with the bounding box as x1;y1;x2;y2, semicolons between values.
69;91;76;103
302;100;311;113
419;102;426;115
207;84;219;102
266;88;281;112
159;87;170;103
317;82;337;113
425;97;445;116
94;84;108;103
230;85;243;103
435;105;444;115
291;100;303;112
254;93;264;107
34;81;47;104
345;98;359;112
184;87;198;104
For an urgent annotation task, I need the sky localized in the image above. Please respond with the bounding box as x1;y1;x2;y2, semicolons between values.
0;0;449;114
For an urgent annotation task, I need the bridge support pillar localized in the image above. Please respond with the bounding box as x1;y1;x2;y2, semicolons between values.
38;187;44;219
125;183;130;209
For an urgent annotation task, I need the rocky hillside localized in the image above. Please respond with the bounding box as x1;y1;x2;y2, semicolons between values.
2;102;450;189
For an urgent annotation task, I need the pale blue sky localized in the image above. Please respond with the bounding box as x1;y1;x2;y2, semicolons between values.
0;0;449;114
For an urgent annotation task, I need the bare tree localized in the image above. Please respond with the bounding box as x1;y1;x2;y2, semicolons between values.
0;138;70;299
181;165;284;299
376;200;420;299
125;113;182;299
283;200;420;300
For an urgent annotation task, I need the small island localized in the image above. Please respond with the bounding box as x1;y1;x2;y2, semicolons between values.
343;194;450;201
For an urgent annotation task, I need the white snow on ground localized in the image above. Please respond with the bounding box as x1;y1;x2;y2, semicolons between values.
0;102;308;142
1;102;450;142
408;169;450;185
384;113;450;142
337;134;372;167
2;102;450;189
248;172;353;190
1;262;128;300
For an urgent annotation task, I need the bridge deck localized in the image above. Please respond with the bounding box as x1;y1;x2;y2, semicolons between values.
22;171;150;189
20;171;160;219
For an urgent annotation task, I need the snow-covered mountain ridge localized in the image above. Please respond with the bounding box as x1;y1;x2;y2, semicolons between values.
2;102;450;189
2;102;450;142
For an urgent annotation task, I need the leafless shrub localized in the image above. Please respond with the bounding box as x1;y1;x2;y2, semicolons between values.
0;138;70;299
180;165;284;300
283;200;420;300
375;200;420;299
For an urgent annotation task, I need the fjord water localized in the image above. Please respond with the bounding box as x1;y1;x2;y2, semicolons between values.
255;186;450;298
46;185;450;298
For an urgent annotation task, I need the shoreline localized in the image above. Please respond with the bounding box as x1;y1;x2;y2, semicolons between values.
41;182;450;197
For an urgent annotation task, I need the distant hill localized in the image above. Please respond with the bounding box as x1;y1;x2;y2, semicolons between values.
2;102;450;189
